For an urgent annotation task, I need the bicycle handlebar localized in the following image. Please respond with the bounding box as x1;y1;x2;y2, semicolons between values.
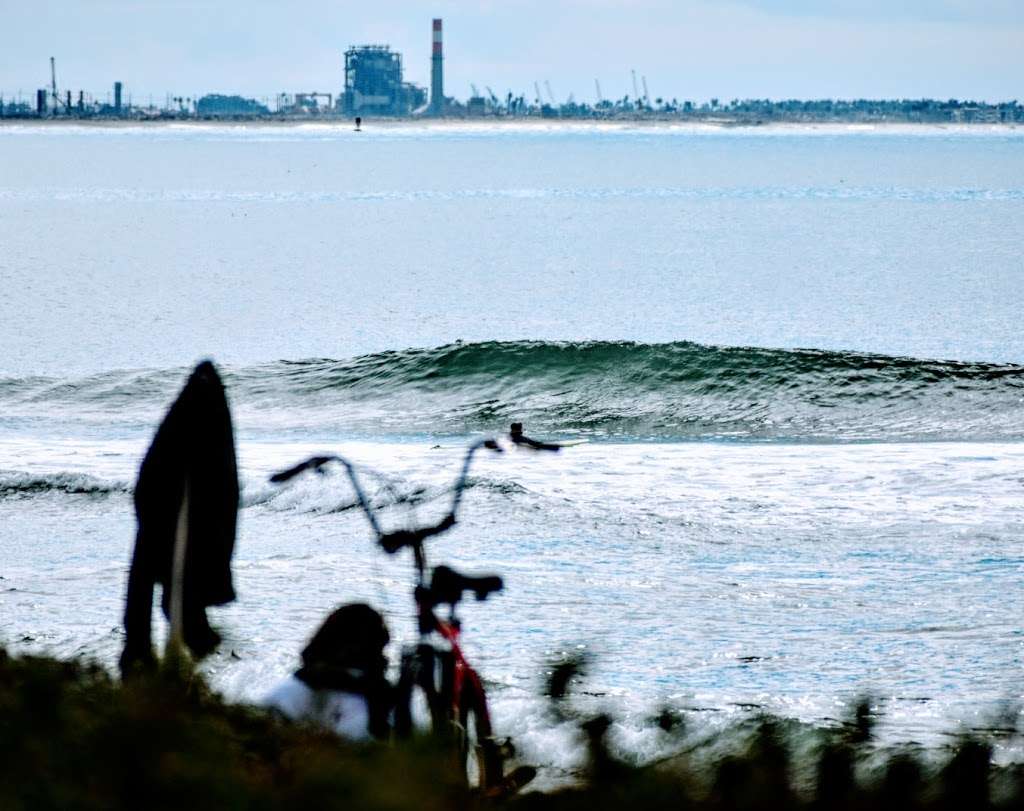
268;438;503;555
267;455;337;484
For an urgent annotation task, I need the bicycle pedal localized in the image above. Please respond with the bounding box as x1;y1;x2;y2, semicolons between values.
496;736;516;759
484;766;537;800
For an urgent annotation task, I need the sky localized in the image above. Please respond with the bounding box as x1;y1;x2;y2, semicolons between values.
1;0;1021;104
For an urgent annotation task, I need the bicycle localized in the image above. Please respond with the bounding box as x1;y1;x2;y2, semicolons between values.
270;439;536;795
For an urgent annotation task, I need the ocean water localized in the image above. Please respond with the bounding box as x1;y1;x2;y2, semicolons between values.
1;122;1023;782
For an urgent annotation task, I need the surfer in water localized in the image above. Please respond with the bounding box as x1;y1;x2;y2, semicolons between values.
508;422;561;452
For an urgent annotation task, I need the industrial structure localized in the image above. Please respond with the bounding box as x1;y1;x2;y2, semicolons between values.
429;18;444;115
341;45;424;116
6;22;1022;124
196;94;269;116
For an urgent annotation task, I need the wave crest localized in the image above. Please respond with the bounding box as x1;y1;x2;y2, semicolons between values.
0;471;130;497
2;341;1022;442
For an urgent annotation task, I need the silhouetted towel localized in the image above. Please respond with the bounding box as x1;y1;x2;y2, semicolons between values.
120;360;239;674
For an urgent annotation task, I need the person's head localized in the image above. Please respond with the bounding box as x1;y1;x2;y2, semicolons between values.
301;603;389;676
510;422;524;437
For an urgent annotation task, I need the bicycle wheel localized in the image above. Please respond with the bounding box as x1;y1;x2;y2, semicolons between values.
457;681;500;790
394;643;446;738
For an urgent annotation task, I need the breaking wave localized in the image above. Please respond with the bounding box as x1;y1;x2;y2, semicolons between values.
0;471;130;497
1;341;1023;442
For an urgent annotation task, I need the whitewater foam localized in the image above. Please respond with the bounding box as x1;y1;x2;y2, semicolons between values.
0;470;129;497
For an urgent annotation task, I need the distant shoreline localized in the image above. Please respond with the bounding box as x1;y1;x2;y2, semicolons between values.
0;117;1019;132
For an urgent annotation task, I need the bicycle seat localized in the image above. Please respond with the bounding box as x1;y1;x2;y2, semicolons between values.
379;514;456;554
428;565;503;606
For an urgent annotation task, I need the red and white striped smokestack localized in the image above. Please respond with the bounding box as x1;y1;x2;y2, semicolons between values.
430;18;444;115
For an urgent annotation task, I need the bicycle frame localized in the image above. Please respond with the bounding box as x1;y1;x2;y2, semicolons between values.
271;439;529;791
438;619;491;734
393;595;504;790
406;586;494;735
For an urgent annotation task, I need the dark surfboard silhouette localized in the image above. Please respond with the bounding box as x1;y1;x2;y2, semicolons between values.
120;360;239;675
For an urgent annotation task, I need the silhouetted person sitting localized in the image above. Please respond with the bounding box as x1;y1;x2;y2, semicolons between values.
509;422;561;451
264;603;393;741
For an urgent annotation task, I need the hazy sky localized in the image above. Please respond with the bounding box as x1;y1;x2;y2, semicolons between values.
1;1;1021;104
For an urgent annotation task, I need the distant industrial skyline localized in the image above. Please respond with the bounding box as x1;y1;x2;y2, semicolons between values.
1;1;1021;103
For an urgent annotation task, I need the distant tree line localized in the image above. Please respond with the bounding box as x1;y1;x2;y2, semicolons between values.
2;92;1021;123
524;97;1023;123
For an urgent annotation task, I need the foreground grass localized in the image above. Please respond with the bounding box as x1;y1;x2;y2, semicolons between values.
0;649;463;811
2;648;1023;810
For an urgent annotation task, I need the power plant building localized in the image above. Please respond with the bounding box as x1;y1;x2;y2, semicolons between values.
342;45;425;116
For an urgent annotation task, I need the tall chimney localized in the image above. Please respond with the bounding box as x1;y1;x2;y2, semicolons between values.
114;81;123;114
430;18;443;115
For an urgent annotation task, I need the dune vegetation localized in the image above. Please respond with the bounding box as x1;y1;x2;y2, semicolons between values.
3;647;1023;810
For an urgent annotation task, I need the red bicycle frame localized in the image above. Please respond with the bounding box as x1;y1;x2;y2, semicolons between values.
432;614;493;737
